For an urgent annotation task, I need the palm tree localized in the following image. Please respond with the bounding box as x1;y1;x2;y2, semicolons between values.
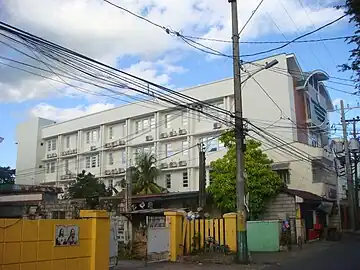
131;152;167;195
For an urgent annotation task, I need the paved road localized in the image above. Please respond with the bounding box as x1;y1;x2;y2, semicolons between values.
267;233;360;270
114;233;360;269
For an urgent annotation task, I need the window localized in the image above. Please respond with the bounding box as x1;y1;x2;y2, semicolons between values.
121;151;126;165
65;160;69;172
165;114;172;128
91;155;97;168
92;130;98;143
182;140;189;156
182;111;188;127
109;179;113;187
207;137;218;152
50;161;55;173
86;156;91;168
65;136;70;149
109;152;114;165
86;129;99;144
47;141;51;151
109;127;113;140
136;121;141;134
51;139;56;150
166;174;171;189
276;169;290;184
143;119;149;130
46;163;50;174
150;117;155;129
86;132;90;144
182;171;189;188
165;143;172;157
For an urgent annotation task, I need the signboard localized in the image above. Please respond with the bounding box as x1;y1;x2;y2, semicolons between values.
55;225;79;246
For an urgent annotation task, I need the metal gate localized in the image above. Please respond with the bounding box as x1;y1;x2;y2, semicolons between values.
146;216;170;262
109;217;119;269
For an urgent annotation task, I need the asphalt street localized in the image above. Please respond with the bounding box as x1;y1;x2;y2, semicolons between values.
267;233;360;270
114;233;360;269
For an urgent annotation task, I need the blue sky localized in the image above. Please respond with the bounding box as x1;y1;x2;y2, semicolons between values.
0;0;358;168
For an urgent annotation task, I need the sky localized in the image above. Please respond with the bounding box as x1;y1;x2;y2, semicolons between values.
0;0;358;168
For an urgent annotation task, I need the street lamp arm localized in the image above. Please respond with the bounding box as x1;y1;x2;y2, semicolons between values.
241;59;278;85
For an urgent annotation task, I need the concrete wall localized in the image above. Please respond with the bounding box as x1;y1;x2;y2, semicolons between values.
0;210;109;270
15;118;55;185
262;193;297;220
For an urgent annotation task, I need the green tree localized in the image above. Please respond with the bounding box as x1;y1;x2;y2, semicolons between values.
0;166;15;184
131;152;167;195
208;131;284;219
338;1;360;89
64;170;112;209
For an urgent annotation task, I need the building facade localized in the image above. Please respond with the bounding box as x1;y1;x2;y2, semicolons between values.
15;54;337;200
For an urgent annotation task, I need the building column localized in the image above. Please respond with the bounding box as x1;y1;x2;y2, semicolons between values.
80;210;110;270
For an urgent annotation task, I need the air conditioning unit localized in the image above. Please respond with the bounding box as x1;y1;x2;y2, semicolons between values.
146;135;154;141
179;160;187;167
112;169;118;174
61;152;65;156
73;149;77;154
213;122;222;129
179;129;187;135
105;143;111;148
169;161;178;168
66;170;72;175
47;154;51;158
60;175;66;180
105;170;111;175
90;146;97;151
160;163;168;169
119;140;126;145
169;130;177;137
160;132;168;139
52;153;58;157
119;168;125;173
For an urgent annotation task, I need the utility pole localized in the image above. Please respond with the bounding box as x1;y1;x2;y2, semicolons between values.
345;117;360;228
198;142;206;209
229;0;248;263
340;100;356;230
125;167;133;244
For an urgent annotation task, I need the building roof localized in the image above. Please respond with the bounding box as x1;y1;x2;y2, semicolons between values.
100;191;199;202
282;187;332;202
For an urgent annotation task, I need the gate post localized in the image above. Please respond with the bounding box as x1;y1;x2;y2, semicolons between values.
223;213;237;252
80;210;110;270
165;211;183;262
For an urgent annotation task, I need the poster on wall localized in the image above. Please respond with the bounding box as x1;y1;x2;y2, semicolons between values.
54;225;79;246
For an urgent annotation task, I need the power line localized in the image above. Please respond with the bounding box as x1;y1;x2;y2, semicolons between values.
238;0;265;36
240;14;347;58
182;35;357;45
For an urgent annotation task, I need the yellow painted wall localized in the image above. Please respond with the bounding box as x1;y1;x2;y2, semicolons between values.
0;210;109;270
165;212;237;261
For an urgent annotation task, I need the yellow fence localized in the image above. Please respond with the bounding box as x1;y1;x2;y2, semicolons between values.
0;210;109;270
165;212;237;261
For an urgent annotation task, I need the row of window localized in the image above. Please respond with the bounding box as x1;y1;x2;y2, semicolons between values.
165;171;189;188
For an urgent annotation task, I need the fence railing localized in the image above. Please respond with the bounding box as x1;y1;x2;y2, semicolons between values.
182;217;230;255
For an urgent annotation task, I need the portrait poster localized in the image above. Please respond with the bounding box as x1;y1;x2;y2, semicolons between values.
55;225;79;246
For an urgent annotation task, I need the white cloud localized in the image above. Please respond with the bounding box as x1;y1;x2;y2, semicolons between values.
30;102;115;122
0;0;344;103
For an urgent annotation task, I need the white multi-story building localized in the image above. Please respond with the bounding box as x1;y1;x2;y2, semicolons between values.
15;53;338;200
